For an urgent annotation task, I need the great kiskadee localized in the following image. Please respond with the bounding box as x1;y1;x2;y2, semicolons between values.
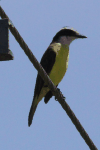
28;27;87;126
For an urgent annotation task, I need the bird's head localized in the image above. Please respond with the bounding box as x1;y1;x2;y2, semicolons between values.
52;27;87;46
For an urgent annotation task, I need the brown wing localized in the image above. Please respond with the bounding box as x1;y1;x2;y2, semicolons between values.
33;47;56;99
28;47;56;126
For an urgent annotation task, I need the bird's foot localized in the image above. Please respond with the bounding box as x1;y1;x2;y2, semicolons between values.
55;88;65;101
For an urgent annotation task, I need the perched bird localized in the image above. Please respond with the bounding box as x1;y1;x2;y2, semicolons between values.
28;27;87;126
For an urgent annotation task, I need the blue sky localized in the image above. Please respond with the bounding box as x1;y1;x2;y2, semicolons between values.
0;0;100;149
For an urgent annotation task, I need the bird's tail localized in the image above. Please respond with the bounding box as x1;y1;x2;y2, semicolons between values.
28;98;38;127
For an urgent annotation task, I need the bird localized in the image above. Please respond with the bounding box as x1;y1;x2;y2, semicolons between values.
28;27;87;126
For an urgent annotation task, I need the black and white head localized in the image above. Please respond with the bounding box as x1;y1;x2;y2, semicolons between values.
52;27;87;46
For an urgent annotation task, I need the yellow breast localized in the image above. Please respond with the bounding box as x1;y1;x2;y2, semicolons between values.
49;43;69;85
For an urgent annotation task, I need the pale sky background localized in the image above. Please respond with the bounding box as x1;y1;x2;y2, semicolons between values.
0;1;100;150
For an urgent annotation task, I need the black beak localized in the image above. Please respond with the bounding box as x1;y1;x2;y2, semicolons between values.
76;33;87;38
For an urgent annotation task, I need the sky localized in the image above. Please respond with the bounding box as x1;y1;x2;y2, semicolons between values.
0;0;100;149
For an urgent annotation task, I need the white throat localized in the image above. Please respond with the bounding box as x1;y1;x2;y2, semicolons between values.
58;36;76;46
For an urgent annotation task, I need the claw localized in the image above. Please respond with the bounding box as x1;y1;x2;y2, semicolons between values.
55;88;65;101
